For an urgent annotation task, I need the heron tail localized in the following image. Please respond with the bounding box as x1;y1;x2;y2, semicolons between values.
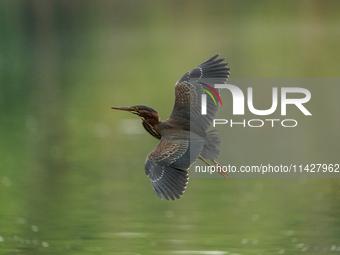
200;129;221;160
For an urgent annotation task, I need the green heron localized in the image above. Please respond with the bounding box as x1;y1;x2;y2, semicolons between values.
112;54;230;200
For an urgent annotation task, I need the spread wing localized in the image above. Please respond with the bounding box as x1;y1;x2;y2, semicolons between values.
145;133;204;200
170;54;230;132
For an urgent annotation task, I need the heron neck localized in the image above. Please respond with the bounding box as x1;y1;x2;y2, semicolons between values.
142;119;161;140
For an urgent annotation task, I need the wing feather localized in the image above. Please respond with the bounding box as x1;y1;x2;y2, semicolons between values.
145;133;204;200
170;54;230;132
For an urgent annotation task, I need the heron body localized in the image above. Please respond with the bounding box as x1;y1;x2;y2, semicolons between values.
112;54;230;200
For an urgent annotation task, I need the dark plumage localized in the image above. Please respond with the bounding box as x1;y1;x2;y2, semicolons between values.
112;54;230;200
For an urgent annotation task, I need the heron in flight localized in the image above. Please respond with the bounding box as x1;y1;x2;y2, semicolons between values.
112;54;230;200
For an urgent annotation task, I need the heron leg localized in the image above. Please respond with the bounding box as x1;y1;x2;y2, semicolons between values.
198;155;211;166
198;156;228;178
211;159;229;177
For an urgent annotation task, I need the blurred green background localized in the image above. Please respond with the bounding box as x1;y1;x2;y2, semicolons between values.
1;0;340;254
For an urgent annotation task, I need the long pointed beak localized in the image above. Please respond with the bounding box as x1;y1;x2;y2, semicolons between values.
111;106;133;112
